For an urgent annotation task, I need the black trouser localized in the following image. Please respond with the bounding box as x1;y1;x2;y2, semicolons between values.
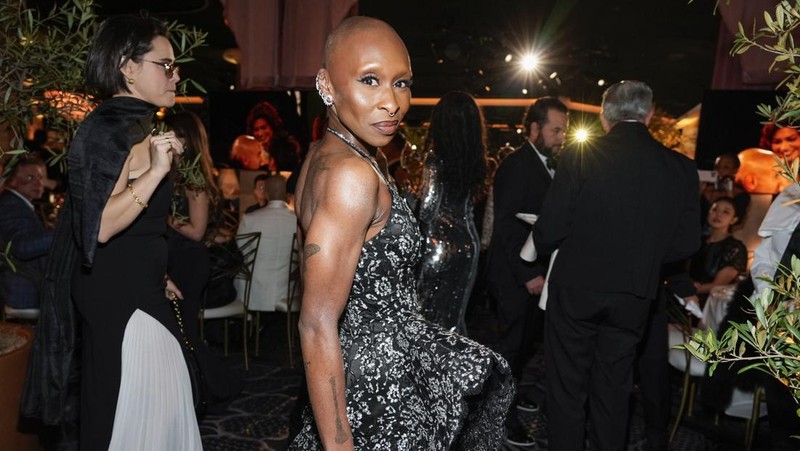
490;281;539;383
545;281;651;451
636;293;669;450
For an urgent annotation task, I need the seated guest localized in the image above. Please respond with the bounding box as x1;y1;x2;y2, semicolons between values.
667;196;748;309
732;148;789;262
236;175;297;312
0;156;54;309
736;148;789;194
229;134;270;171
245;174;270;214
700;153;749;237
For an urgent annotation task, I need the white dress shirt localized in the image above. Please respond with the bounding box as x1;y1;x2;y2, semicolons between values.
235;200;298;311
751;183;800;298
529;140;555;179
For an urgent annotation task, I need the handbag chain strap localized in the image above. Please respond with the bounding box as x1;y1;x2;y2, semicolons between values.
169;298;195;352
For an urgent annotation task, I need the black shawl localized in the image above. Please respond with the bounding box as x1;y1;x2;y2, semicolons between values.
20;96;157;424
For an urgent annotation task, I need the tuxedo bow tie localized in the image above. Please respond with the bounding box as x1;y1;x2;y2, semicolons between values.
545;157;555;171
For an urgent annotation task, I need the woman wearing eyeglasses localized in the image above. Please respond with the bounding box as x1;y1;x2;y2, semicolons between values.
21;15;202;450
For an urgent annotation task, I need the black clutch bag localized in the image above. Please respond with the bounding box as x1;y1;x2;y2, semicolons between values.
169;296;208;417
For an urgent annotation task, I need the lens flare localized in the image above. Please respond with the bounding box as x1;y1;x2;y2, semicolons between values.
574;128;590;143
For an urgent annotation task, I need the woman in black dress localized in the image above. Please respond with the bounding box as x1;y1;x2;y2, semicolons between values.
668;196;747;310
22;15;201;450
290;16;513;450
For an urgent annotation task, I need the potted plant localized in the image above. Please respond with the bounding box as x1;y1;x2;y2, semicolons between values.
0;322;37;450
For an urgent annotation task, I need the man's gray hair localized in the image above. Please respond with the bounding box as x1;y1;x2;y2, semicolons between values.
601;80;653;125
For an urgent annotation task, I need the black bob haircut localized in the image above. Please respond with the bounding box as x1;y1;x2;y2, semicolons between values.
84;15;169;99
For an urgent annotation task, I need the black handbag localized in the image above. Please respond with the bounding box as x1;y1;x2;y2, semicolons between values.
169;296;208;417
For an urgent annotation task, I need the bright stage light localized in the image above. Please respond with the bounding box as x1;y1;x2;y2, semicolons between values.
520;54;539;72
597;79;606;87
505;54;513;63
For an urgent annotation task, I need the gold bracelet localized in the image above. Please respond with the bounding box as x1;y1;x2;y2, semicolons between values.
126;183;148;209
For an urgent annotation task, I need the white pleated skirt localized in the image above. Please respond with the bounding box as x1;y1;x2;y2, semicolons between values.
108;309;203;450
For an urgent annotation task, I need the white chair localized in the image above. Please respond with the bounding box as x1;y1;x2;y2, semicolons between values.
276;233;301;367
200;232;260;370
2;305;40;322
250;233;301;364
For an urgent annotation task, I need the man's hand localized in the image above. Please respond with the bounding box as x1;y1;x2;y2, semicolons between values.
525;275;545;295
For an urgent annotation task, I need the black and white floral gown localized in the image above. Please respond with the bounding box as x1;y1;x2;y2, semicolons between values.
291;153;515;450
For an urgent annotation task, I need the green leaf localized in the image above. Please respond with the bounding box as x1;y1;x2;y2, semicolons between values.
189;78;207;94
755;295;768;329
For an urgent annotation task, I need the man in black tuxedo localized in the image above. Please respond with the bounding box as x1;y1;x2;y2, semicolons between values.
485;97;567;446
532;81;700;450
0;156;54;310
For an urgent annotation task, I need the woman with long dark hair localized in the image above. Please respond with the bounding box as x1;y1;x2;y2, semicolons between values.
164;110;242;414
245;100;301;171
164;111;219;341
416;91;487;334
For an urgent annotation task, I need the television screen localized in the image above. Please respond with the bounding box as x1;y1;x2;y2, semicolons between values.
207;91;309;172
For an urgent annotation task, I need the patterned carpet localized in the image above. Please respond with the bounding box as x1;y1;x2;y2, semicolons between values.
199;305;777;450
200;363;301;451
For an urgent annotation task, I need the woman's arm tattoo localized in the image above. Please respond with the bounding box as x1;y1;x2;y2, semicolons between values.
303;243;321;271
329;377;348;444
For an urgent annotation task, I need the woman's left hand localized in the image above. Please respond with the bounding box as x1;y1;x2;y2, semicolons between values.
165;276;184;300
150;131;184;177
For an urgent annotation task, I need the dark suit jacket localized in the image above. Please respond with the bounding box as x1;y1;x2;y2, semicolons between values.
0;190;53;308
487;141;552;287
533;122;700;300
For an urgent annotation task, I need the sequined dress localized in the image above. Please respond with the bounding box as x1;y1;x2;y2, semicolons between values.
290;138;515;450
416;154;480;334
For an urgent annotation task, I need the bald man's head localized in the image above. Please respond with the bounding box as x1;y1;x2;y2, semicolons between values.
230;134;265;169
264;174;287;201
323;17;404;69
735;148;789;194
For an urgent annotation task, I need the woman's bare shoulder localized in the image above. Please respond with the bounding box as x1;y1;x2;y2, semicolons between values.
297;144;381;223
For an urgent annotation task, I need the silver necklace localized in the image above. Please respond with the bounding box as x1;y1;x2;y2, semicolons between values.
326;127;370;158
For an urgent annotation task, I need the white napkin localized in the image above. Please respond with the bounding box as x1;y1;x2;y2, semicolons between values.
517;213;539;263
538;249;559;310
515;213;538;225
520;232;537;262
674;294;704;319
